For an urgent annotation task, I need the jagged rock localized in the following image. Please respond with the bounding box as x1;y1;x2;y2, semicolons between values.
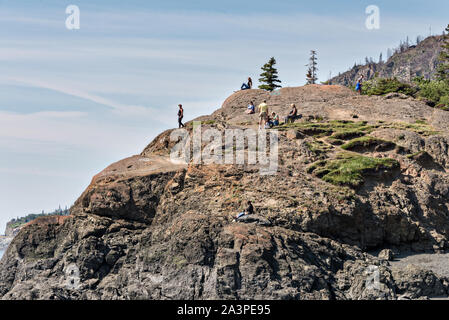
391;265;447;299
286;130;304;140
384;92;411;100
235;214;271;226
378;249;394;261
335;260;397;300
329;35;444;86
2;85;449;300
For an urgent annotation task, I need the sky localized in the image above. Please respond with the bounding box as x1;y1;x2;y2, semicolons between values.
0;0;448;232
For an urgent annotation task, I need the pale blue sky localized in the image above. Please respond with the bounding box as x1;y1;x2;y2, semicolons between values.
0;0;448;232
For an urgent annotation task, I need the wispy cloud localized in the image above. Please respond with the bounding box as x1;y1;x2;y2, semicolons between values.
0;111;156;154
3;77;162;118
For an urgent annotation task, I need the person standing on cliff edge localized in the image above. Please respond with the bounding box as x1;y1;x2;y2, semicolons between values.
178;104;185;128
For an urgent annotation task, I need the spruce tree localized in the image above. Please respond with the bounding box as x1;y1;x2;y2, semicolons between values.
258;57;282;91
436;24;449;83
306;50;318;84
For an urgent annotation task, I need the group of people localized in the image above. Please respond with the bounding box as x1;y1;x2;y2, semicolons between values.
245;100;301;129
177;75;307;130
256;100;281;129
178;74;364;129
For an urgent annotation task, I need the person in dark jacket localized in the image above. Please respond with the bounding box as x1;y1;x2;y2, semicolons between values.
241;77;253;90
178;104;185;128
233;201;254;221
284;104;298;124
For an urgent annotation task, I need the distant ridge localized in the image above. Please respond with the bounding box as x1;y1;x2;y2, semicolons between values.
330;35;445;86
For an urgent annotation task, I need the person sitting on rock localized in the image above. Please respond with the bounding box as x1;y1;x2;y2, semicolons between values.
245;101;255;114
233;201;254;222
241;77;253;90
284;104;298;124
270;112;279;126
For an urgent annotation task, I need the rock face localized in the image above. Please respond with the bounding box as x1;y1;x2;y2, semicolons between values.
378;249;394;261
330;35;444;86
2;85;449;300
0;237;12;252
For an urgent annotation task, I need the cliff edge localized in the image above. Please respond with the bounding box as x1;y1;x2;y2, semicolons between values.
2;85;449;300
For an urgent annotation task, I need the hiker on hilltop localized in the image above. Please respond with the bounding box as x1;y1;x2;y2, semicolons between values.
258;100;269;130
356;75;364;94
284;104;298;124
233;200;254;222
241;77;253;90
178;104;185;128
245;101;255;114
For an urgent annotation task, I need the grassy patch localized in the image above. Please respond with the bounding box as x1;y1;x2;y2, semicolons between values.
325;137;345;146
307;153;399;188
406;150;427;159
305;140;332;155
381;122;439;136
415;119;427;125
278;120;374;138
340;136;394;151
279;119;439;141
186;120;216;127
331;129;366;140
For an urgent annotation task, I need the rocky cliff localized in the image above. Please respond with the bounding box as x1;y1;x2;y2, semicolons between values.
2;85;449;300
330;35;445;86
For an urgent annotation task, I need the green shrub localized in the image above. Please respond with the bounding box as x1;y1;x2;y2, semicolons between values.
439;95;449;108
361;78;418;96
414;78;449;107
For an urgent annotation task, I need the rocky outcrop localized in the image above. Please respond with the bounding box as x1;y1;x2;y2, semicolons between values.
2;85;449;300
5;225;22;238
330;35;445;86
0;237;12;252
378;249;394;261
